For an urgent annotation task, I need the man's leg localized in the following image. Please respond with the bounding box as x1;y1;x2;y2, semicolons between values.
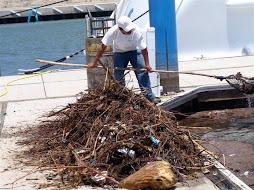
129;50;156;100
113;52;129;85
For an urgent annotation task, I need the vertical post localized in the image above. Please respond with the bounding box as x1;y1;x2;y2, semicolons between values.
148;0;179;93
146;27;161;97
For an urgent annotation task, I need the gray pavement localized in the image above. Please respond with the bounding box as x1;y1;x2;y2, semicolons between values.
178;55;254;91
0;102;2;134
0;102;6;136
0;69;88;102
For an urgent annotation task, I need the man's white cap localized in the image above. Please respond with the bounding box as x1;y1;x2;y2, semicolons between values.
117;16;135;32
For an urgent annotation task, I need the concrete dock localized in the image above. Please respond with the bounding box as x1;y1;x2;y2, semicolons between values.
0;55;253;189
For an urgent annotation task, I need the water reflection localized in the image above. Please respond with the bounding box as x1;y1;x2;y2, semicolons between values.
179;107;254;144
0;19;86;76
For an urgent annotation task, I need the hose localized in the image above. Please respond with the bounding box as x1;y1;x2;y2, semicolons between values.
0;71;52;98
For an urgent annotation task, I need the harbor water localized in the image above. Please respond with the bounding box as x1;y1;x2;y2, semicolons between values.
0;19;87;76
179;106;254;187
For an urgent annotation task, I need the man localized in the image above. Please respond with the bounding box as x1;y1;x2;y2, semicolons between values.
87;16;161;104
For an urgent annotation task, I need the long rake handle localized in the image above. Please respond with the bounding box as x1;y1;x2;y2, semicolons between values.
35;59;221;79
117;67;219;78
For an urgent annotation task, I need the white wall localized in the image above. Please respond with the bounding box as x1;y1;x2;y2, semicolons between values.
176;0;231;60
114;0;254;61
227;0;254;52
176;0;254;60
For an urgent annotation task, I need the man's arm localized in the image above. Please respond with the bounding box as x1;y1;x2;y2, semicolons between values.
87;44;107;68
141;48;152;72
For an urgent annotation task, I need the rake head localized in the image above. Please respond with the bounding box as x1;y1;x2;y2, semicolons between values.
226;72;254;94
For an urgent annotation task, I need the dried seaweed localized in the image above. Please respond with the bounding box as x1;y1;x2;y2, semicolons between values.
24;82;208;188
226;72;254;94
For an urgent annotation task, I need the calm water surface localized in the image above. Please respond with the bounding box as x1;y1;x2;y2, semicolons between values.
179;107;254;144
0;19;87;76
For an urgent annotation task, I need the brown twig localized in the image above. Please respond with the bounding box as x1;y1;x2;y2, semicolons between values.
68;143;120;185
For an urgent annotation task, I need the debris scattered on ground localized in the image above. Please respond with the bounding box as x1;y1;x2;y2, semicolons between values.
20;82;211;189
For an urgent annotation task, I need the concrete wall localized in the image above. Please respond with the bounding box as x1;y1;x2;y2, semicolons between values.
0;0;119;9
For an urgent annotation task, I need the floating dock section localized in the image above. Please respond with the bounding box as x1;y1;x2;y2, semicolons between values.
0;2;117;24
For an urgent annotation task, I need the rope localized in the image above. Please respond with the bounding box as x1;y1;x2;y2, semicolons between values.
132;10;149;22
0;71;52;98
21;48;85;74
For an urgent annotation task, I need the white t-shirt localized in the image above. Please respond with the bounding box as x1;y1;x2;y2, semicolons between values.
101;25;147;53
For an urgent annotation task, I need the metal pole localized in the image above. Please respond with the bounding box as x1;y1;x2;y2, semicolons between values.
148;0;179;93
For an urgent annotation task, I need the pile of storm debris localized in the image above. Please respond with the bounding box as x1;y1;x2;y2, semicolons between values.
21;82;214;190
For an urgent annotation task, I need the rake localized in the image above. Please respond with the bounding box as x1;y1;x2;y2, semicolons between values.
35;59;254;94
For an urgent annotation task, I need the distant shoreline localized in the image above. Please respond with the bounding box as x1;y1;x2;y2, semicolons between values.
0;0;119;10
0;0;119;24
